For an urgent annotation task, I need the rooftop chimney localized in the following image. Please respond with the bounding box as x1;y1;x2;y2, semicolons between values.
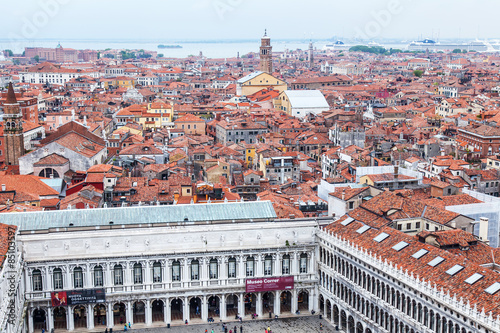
1;184;5;191
479;217;489;242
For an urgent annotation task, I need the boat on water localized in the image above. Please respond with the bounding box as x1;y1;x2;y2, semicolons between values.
158;44;182;49
324;40;350;50
407;39;489;52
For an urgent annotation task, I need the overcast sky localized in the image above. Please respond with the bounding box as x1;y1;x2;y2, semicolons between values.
2;0;498;41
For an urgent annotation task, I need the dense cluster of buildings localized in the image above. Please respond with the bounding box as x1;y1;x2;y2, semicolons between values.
0;32;500;332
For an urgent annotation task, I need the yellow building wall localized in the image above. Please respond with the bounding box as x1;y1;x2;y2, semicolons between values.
359;176;374;186
241;73;287;96
245;147;256;168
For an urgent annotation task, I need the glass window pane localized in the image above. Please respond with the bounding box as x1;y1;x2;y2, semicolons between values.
191;260;199;280
228;258;236;278
94;266;103;287
153;262;162;283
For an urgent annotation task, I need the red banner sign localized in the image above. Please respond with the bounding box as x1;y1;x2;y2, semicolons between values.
245;276;294;293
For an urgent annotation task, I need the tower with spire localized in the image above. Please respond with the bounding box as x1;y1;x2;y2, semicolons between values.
260;30;273;74
309;41;314;68
3;83;25;165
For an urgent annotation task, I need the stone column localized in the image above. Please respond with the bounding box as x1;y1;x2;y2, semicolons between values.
202;295;208;321
274;291;281;316
165;298;171;325
145;261;151;290
46;307;54;332
310;287;317;312
238;293;245;318
124;262;131;291
105;262;112;288
182;259;189;287
86;264;92;288
183;297;190;323
256;254;263;277
238;256;245;279
220;294;227;320
144;299;151;326
165;260;172;287
292;251;299;275
291;289;298;315
46;269;52;292
308;252;315;275
28;309;34;333
65;265;71;290
67;306;75;331
274;253;281;277
107;302;114;329
256;292;263;318
126;301;133;325
220;256;227;285
87;304;94;329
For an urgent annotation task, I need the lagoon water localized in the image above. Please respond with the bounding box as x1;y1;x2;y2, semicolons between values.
0;38;409;59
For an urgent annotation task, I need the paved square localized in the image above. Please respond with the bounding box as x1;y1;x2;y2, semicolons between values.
124;316;335;333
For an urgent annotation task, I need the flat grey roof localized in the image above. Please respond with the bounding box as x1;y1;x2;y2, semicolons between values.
2;201;277;231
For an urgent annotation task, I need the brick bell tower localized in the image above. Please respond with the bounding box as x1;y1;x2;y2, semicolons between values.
260;29;273;74
3;83;24;165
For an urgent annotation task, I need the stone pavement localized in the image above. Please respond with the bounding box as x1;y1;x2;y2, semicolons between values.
99;316;336;333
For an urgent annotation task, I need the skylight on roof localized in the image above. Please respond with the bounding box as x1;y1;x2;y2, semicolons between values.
485;282;500;295
465;273;483;285
373;232;390;243
356;225;370;234
427;256;445;267
411;249;429;259
392;241;409;251
341;217;354;226
445;265;464;276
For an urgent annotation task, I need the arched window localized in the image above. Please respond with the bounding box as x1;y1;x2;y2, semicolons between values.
114;264;123;285
209;259;218;279
133;263;143;284
246;257;254;277
282;254;290;275
264;255;273;276
152;262;162;283
191;260;199;280
172;260;181;281
300;253;308;273
32;269;42;291
228;258;236;278
39;168;60;178
73;267;83;288
53;268;63;289
94;266;103;287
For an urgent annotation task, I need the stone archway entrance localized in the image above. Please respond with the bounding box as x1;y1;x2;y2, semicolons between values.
33;308;47;331
298;291;309;312
73;305;87;328
152;300;164;323
133;301;145;323
244;293;256;316
189;297;202;319
94;304;106;327
262;291;274;316
113;303;126;325
170;298;183;323
53;307;67;330
208;296;220;321
280;291;292;314
226;294;239;319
